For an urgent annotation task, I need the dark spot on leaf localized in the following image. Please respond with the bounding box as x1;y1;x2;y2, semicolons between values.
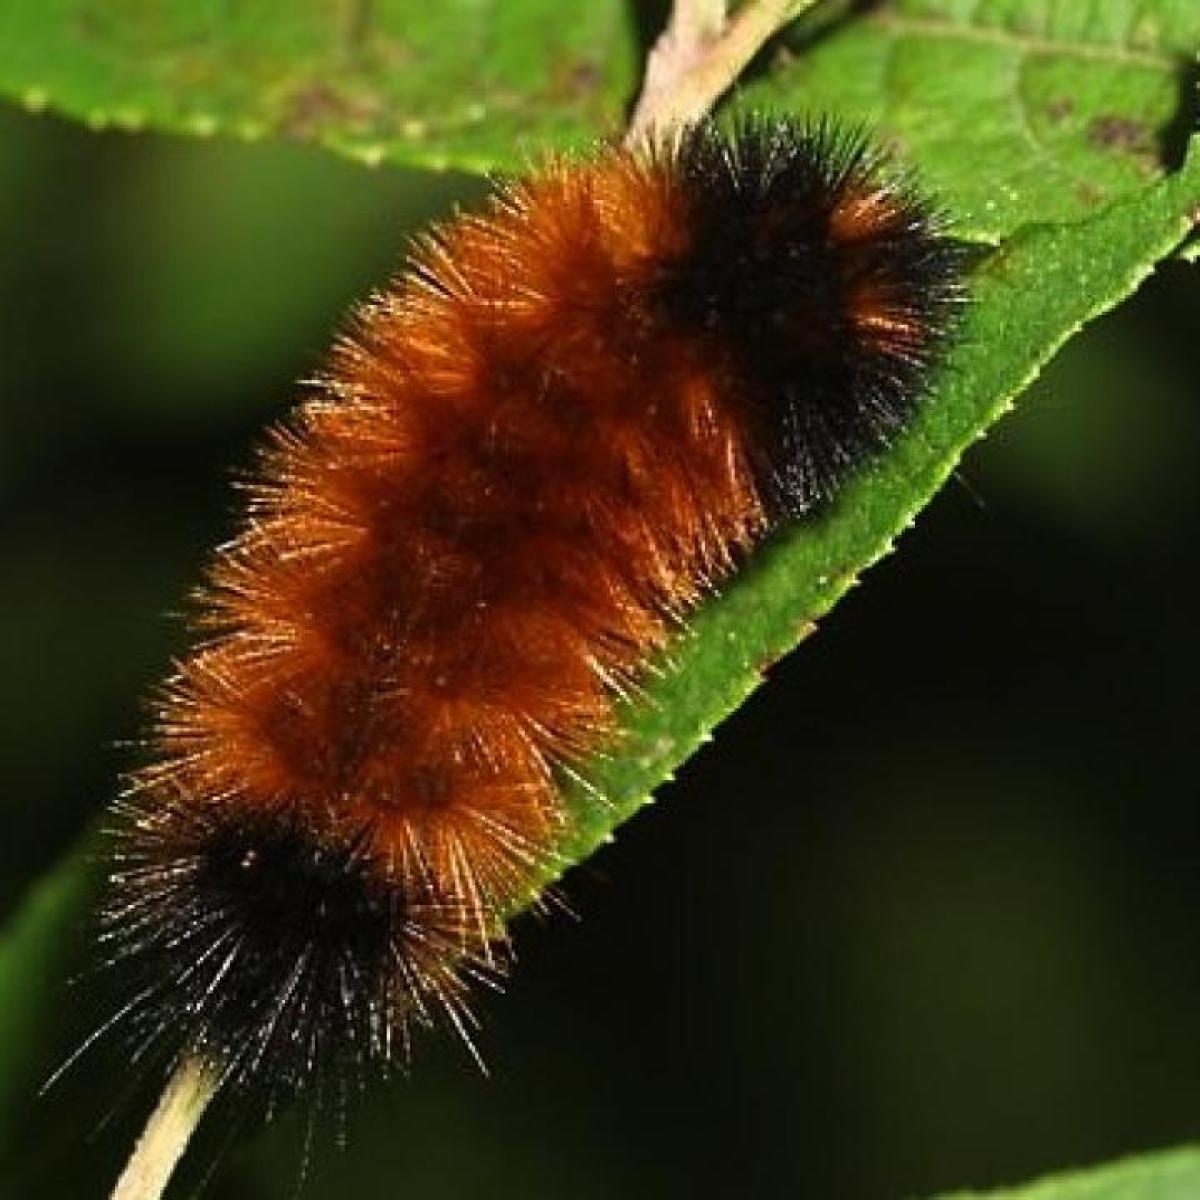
1087;115;1151;155
571;61;604;95
1087;115;1161;178
279;81;381;139
1075;181;1105;207
280;82;347;136
1045;98;1073;122
550;58;604;101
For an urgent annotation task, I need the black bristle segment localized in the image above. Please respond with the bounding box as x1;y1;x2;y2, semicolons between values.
102;805;481;1107
652;114;966;517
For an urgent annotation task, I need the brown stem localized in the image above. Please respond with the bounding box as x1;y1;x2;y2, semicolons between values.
110;1057;217;1200
626;0;819;145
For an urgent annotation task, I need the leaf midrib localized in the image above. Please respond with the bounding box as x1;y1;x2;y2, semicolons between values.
863;8;1182;72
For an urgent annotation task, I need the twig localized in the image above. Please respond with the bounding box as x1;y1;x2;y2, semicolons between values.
626;0;819;145
110;1057;217;1200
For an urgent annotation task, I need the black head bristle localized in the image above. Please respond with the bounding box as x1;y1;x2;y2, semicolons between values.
653;114;966;515
103;804;487;1107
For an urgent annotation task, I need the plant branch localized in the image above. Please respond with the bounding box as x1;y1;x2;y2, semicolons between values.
110;1057;217;1200
626;0;818;144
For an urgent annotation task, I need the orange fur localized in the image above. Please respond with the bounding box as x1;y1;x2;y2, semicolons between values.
139;149;766;947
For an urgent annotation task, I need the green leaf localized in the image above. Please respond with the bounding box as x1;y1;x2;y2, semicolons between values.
1178;231;1200;261
0;0;638;172
1;1;1195;244
737;0;1200;242
0;848;95;1154
932;1145;1200;1198
536;146;1200;902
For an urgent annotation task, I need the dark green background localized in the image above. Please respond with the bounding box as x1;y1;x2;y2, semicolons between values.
2;101;1199;1198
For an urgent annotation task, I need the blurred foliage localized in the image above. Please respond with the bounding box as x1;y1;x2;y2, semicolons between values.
0;846;94;1148
0;1;1199;1198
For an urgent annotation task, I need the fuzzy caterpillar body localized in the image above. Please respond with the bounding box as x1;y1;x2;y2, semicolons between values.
107;116;962;1103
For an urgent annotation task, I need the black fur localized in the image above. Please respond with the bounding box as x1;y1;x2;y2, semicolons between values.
103;805;479;1107
653;115;964;515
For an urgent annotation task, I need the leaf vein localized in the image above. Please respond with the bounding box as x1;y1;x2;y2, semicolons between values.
867;8;1181;72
